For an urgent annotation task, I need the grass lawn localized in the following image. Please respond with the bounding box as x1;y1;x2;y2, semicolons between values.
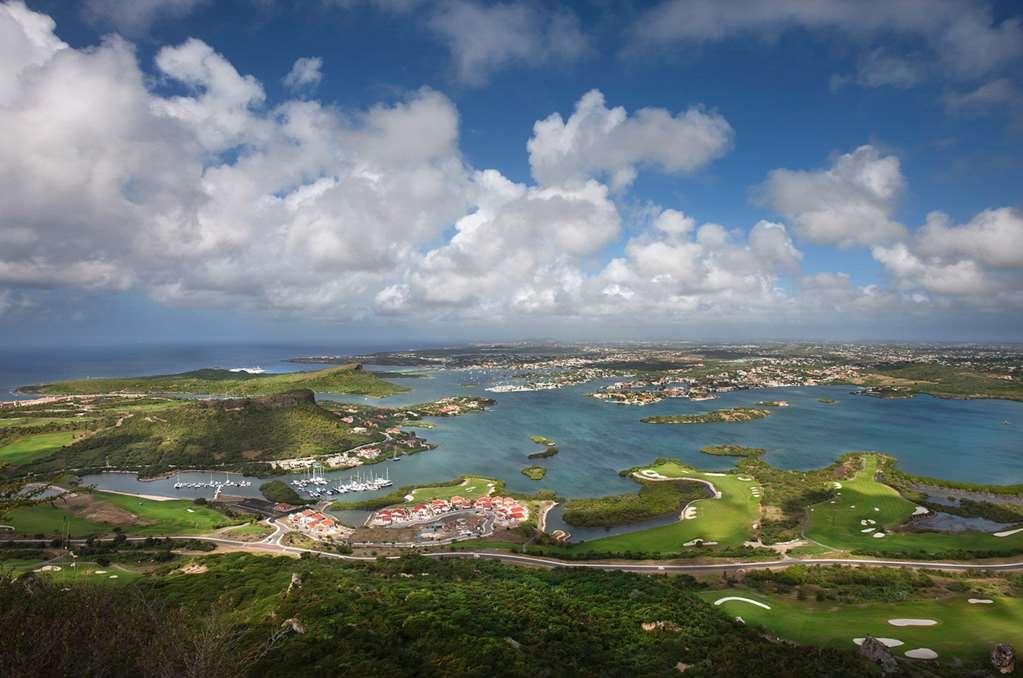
568;461;760;554
96;492;242;535
222;522;273;541
406;476;497;504
805;455;1023;556
4;503;109;536
0;431;78;466
4;492;240;537
698;587;1023;663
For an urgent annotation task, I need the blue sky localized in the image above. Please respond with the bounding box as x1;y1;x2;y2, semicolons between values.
1;0;1022;345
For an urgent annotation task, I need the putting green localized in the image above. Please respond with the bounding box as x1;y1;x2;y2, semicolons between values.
699;587;1023;661
0;432;77;466
406;476;497;503
570;461;760;554
805;455;1023;556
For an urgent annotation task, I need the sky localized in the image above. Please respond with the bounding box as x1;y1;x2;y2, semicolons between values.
0;0;1021;346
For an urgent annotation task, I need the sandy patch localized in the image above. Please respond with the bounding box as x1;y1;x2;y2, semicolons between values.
108;575;119;579
912;506;929;516
888;619;937;627
831;482;842;489
54;493;149;526
714;596;771;610
904;648;938;660
35;565;62;572
94;570;107;574
993;526;1023;538
872;532;886;538
736;475;753;481
682;506;698;520
704;472;727;477
853;638;903;647
968;598;994;604
178;563;208;575
861;527;876;533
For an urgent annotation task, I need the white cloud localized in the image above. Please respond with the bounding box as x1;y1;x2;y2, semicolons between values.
872;208;1023;303
427;0;589;86
944;78;1023;115
527;89;733;189
283;56;323;92
758;145;907;247
83;0;206;35
629;0;1023;83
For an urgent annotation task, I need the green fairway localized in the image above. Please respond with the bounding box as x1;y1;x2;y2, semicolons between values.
0;432;77;466
570;461;760;554
95;492;241;535
698;587;1023;663
805;455;1023;556
407;476;498;503
4;492;239;537
4;503;109;536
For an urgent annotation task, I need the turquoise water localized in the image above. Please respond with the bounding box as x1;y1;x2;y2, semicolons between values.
65;358;1023;503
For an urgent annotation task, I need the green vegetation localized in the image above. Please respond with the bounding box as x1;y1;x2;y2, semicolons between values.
642;407;770;424
221;522;274;541
520;466;546;481
852;363;1023;401
756;400;788;407
0;431;78;467
700;444;764;458
698;585;1023;666
527;446;558;460
334;476;501;511
3;490;240;537
27;364;406;397
258;480;306;505
557;460;760;554
818;397;837;404
0;553;872;677
530;435;555;446
10;391;383;479
743;564;936;603
806;454;1023;558
562;478;710;528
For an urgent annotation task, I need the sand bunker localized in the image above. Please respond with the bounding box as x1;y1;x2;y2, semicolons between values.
853;638;903;647
912;506;929;516
714;596;770;610
888;619;937;627
993;527;1023;538
682;506;698;520
968;598;994;604
35;565;61;572
904;648;938;660
861;527;876;533
832;482;842;489
704;472;727;477
736;475;753;481
872;532;886;538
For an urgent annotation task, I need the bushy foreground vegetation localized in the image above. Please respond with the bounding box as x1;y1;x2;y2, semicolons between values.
0;553;874;677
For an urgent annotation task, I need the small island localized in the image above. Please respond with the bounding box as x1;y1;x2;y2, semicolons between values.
521;465;547;480
756;400;789;407
642;408;770;425
528;435;559;459
817;397;837;404
699;444;764;457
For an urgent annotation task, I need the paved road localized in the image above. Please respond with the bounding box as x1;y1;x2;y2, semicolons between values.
14;534;1023;574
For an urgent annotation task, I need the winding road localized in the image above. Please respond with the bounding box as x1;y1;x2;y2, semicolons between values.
13;533;1023;574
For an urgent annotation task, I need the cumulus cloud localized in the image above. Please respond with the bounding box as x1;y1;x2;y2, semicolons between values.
758;145;907;247
528;89;733;189
629;0;1023;84
427;0;590;85
0;2;471;316
83;0;206;35
283;56;323;92
873;208;1023;304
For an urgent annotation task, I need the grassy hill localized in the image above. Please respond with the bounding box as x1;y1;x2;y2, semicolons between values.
11;390;383;478
24;364;406;397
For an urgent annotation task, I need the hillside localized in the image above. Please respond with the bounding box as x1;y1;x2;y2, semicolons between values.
0;554;872;677
23;364;406;397
11;390;383;478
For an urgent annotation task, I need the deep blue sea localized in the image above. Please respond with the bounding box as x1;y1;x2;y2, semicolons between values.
3;344;1020;509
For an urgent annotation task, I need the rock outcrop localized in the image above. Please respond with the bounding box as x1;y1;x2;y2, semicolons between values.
992;644;1015;674
287;572;303;595
859;636;899;674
